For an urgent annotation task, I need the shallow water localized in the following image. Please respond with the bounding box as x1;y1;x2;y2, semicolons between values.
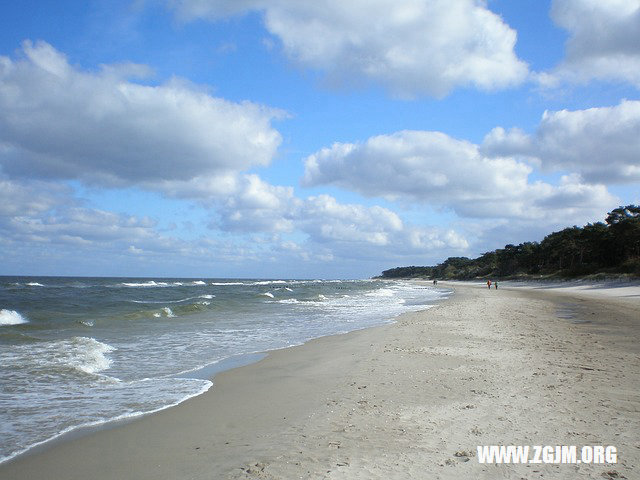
0;276;450;462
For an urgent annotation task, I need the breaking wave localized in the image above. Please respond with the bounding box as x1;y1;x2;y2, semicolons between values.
0;309;28;326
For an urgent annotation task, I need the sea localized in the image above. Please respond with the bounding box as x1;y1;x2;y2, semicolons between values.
0;276;450;463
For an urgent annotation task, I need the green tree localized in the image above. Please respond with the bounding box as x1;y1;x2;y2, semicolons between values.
606;205;640;263
579;222;612;268
379;204;640;280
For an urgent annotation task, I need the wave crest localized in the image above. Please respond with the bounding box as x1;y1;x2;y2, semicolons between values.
0;309;28;326
64;337;115;374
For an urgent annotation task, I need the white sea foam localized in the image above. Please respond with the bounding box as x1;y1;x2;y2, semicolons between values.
0;377;212;465
19;337;116;374
121;281;169;288
153;307;176;318
275;287;294;292
0;309;28;326
65;337;115;374
26;282;44;287
131;294;215;305
210;282;246;286
133;299;171;304
365;288;395;297
260;292;275;298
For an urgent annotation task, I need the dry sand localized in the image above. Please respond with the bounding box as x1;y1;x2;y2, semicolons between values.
1;281;638;479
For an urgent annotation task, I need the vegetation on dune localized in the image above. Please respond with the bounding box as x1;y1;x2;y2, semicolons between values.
380;205;640;280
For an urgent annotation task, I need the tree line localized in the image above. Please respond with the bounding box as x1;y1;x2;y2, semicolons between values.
380;205;640;280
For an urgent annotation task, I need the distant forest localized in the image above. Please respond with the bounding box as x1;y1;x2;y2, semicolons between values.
380;205;640;280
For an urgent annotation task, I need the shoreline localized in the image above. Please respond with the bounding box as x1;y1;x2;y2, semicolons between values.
0;351;270;465
0;284;451;467
1;282;638;479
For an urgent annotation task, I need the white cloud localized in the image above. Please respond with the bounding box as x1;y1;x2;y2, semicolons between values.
0;40;474;272
0;41;283;189
180;173;472;261
203;175;468;254
482;100;640;183
2;201;163;252
298;194;403;246
212;174;300;233
480;126;534;160
0;177;261;274
0;177;72;217
405;227;469;251
541;0;640;87
169;0;528;98
0;173;471;274
302;129;618;224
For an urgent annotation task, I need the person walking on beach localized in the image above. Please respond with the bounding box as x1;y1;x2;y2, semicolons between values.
495;281;498;289
487;280;491;289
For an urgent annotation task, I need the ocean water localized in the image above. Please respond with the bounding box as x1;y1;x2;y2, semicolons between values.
0;276;450;462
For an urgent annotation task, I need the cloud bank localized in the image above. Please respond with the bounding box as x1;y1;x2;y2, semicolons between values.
0;41;283;188
302;129;617;224
170;0;529;97
482;100;640;183
0;41;472;271
539;0;640;87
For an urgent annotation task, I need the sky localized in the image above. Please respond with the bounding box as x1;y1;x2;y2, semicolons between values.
0;0;639;279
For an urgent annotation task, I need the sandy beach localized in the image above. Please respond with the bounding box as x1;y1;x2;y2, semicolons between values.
1;281;638;480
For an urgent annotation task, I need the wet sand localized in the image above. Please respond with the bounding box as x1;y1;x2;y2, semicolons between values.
1;281;638;479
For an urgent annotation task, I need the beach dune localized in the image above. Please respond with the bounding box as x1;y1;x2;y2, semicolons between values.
1;282;638;479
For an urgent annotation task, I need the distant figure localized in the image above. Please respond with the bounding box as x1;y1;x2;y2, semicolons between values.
487;280;491;289
433;279;438;285
495;281;498;289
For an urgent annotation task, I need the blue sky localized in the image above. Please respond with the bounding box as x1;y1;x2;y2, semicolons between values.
1;0;639;278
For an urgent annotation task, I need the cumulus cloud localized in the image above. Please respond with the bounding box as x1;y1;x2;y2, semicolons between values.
540;0;640;87
302;129;618;224
169;0;528;98
0;177;72;217
0;41;283;188
212;174;300;233
302;131;531;207
482;100;640;183
294;200;470;263
481;126;534;159
403;227;469;252
203;175;469;256
0;175;471;273
0;177;276;275
2;197;154;250
0;41;474;271
298;194;403;246
0;178;175;258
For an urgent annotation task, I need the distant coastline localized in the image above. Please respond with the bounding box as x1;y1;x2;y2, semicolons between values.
378;269;639;282
378;205;640;281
